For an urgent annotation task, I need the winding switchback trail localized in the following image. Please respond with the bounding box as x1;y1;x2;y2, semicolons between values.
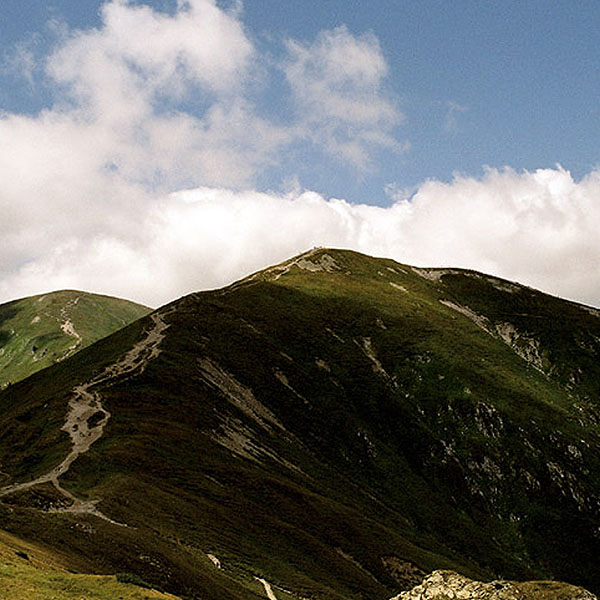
58;295;83;360
255;578;279;600
0;312;169;523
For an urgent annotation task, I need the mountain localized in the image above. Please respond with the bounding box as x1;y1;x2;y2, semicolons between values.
0;290;151;387
0;248;599;599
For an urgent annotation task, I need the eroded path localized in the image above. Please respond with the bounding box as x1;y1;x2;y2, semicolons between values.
0;312;169;523
255;578;279;600
58;295;83;360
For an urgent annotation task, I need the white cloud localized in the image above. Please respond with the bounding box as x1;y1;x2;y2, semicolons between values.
284;25;404;168
49;0;253;102
38;0;279;189
0;0;289;298
2;167;600;309
379;166;600;306
0;1;401;228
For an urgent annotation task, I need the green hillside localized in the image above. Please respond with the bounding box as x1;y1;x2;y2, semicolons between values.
0;249;599;599
0;290;151;387
0;530;179;600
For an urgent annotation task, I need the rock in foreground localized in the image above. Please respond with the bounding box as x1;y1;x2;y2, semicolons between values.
393;570;597;600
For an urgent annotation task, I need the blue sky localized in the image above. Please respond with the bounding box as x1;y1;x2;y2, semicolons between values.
1;1;600;306
2;0;599;203
246;0;600;196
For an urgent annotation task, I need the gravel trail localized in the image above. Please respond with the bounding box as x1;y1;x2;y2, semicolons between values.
0;312;169;524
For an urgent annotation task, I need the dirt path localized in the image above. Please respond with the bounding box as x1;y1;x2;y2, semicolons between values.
255;578;279;600
60;318;82;359
0;312;169;524
43;294;83;361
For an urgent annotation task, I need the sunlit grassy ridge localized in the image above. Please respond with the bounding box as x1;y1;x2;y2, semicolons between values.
0;530;179;600
0;249;599;599
0;290;150;387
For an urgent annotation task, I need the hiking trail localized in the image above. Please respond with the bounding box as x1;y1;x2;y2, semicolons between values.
0;312;169;524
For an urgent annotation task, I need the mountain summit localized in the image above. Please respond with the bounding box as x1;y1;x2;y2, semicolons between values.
1;249;599;599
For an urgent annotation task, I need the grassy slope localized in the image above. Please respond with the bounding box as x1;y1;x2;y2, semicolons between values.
0;530;179;600
0;249;599;599
0;290;151;387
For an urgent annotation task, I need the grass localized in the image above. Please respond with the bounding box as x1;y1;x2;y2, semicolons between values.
0;530;178;600
0;564;178;600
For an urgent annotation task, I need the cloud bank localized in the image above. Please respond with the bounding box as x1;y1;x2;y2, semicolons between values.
1;1;599;309
2;166;600;308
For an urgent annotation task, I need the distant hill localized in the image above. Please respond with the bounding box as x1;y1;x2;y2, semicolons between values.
0;290;151;386
0;249;599;599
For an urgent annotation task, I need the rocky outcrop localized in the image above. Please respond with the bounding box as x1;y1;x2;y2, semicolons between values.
391;571;597;600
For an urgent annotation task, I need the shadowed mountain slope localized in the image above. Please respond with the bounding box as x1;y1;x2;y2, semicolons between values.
0;290;151;387
0;249;599;599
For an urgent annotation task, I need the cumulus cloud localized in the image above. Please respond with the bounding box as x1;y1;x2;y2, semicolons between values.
49;0;253;100
2;167;600;308
38;0;285;189
385;166;600;306
284;25;405;167
0;0;279;261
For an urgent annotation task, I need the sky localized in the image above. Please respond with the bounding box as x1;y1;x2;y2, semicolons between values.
1;0;600;307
